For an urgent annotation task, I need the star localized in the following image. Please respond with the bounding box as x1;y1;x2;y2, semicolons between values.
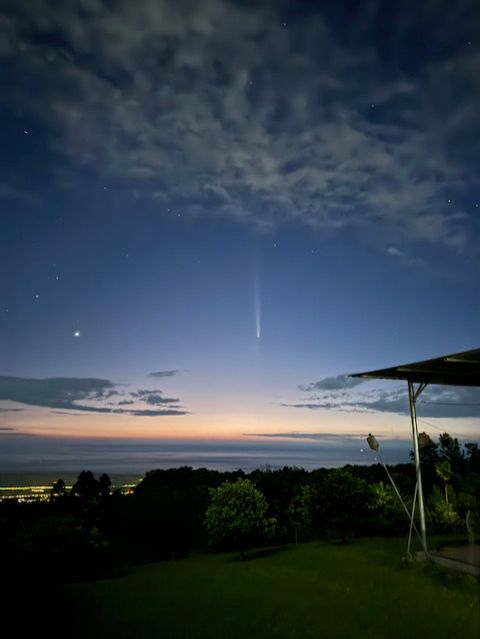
34;294;40;299
23;130;29;134
74;331;81;337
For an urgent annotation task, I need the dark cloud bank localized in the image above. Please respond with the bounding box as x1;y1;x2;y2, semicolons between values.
0;375;188;416
1;0;479;249
289;373;480;418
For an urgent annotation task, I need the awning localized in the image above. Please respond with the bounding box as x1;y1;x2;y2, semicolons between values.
351;347;480;387
350;346;480;556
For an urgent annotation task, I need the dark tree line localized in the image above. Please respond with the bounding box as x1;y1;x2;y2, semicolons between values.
1;434;479;582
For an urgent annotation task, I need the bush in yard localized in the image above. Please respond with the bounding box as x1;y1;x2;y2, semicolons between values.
204;478;272;558
428;485;461;532
300;469;371;542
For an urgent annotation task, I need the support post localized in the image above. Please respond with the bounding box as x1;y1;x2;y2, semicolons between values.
408;381;428;554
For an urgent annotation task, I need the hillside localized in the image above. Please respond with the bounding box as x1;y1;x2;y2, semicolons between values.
67;538;479;639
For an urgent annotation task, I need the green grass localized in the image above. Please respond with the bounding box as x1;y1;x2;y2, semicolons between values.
67;539;479;639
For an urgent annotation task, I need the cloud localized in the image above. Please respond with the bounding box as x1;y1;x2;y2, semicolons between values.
148;370;183;378
51;411;89;417
0;376;116;408
0;375;188;417
49;404;187;417
1;1;478;249
125;408;186;417
386;246;423;266
90;389;122;400
245;432;366;442
386;247;405;258
0;183;41;206
299;374;365;392
130;389;181;405
286;383;480;418
0;428;36;437
0;407;24;412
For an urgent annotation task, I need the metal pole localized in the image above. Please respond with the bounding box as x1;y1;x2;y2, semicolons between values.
407;481;418;559
408;381;428;554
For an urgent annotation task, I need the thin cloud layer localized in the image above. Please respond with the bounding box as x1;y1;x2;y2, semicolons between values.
0;375;188;416
2;0;479;248
299;374;366;392
246;432;366;442
148;370;183;378
0;428;36;437
286;383;480;418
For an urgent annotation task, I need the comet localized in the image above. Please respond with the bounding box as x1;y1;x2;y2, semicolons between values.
254;275;261;339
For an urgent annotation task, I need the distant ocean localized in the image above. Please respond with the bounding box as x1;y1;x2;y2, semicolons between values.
0;435;412;485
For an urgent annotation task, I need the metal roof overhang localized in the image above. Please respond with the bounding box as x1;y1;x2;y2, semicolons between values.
351;348;480;388
350;347;480;556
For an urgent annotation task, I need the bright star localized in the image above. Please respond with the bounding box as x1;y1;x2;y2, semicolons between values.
74;331;80;337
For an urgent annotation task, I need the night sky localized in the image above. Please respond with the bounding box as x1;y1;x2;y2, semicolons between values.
1;1;479;469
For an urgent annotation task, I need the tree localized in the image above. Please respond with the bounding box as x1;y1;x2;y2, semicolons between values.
370;481;395;509
436;460;453;504
50;478;66;501
429;485;461;531
418;434;440;468
464;442;480;473
300;469;371;542
409;434;439;491
286;493;304;544
204;478;270;558
438;433;464;472
71;471;100;501
99;473;112;499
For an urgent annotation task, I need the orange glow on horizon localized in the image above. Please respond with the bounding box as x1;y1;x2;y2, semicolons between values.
2;401;479;442
1;401;421;441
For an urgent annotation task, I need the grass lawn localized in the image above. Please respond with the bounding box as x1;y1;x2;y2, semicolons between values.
66;538;479;639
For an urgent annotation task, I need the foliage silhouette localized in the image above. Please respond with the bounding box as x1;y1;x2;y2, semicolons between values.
205;478;272;558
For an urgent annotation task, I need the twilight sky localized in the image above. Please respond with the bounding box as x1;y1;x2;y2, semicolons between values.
1;0;479;459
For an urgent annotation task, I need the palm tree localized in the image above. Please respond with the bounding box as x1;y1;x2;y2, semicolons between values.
435;460;453;504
